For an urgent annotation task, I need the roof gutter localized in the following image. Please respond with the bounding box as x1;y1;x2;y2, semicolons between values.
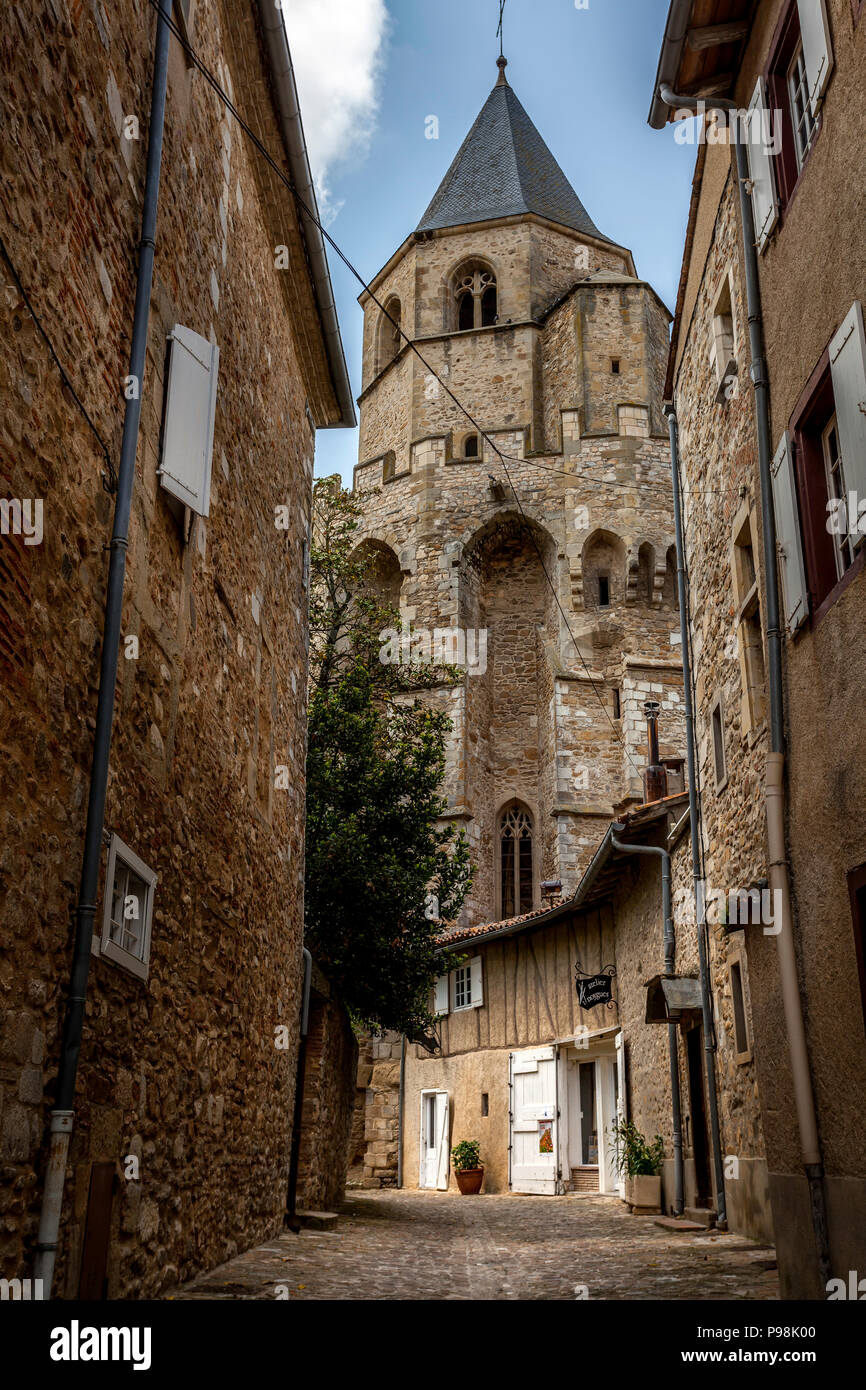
257;2;356;428
648;0;694;129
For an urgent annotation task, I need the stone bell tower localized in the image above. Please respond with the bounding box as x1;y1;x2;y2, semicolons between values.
354;56;685;928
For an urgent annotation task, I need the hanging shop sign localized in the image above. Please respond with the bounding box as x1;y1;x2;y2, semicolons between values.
574;960;616;1010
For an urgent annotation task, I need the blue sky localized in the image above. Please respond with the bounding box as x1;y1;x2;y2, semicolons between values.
284;0;693;484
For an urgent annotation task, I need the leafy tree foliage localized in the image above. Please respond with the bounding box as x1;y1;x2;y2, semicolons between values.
304;478;472;1038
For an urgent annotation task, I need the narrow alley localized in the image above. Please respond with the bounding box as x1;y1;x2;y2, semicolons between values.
170;1192;779;1302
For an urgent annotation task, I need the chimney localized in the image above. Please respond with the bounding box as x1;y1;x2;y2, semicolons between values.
643;700;667;804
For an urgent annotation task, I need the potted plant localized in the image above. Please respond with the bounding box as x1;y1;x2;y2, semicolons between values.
451;1139;484;1194
612;1119;664;1214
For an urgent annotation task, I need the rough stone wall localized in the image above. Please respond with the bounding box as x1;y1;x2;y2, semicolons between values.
668;0;866;1295
296;983;358;1213
353;217;685;927
347;1033;402;1189
0;0;337;1296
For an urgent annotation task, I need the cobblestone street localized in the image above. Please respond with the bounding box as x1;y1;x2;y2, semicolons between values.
170;1192;780;1301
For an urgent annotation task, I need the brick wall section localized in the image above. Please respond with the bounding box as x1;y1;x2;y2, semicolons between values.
0;0;343;1296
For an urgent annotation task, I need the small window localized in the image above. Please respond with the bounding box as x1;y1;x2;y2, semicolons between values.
732;511;767;733
481;1093;489;1117
453;963;472;1010
764;0;833;216
611;358;621;375
711;696;727;789
598;575;610;608
612;688;621;719
787;306;866;620
382;449;397;483
499;804;534;917
710;272;737;393
377;297;402;372
787;40;817;172
453;262;497;332
451;957;482;1011
729;957;751;1061
822;414;854;580
100;835;157;981
464;434;479;459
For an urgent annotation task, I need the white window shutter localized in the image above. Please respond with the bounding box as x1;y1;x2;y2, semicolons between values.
796;0;834;115
434;974;449;1016
745;79;778;253
771;432;809;635
470;955;483;1008
159;325;219;517
829;302;866;503
435;1092;450;1190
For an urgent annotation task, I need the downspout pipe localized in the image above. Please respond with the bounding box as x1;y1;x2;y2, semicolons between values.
397;1033;406;1189
665;403;728;1230
33;0;172;1299
659;83;828;1282
286;947;313;1231
610;831;684;1217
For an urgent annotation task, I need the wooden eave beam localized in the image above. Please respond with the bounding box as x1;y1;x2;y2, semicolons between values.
686;21;750;52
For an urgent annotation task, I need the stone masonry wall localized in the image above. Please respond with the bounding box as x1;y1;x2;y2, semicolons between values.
0;0;339;1297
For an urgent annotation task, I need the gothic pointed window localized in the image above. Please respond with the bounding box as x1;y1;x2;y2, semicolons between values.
453;262;497;331
499;803;534;918
377;296;402;372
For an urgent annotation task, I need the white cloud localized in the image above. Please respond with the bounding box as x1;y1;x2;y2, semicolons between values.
281;0;389;224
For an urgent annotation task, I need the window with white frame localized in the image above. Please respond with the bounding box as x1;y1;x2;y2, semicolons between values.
453;963;472;1010
822;413;855;579
787;40;817;171
100;835;157;981
434;957;483;1015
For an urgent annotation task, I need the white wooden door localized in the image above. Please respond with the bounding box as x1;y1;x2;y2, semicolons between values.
614;1031;626;1198
597;1058;619;1193
420;1090;449;1190
509;1046;558;1194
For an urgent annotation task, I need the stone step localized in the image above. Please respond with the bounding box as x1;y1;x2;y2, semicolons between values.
654;1216;708;1233
683;1206;717;1228
294;1210;339;1232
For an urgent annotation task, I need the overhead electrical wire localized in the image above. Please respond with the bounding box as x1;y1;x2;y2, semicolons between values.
0;233;118;493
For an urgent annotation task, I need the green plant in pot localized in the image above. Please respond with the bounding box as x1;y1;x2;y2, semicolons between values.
451;1139;484;1194
612;1119;664;1214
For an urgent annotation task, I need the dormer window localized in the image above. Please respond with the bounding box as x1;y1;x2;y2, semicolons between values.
453;261;497;331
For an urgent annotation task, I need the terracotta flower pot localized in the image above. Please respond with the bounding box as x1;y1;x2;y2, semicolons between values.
455;1167;484;1195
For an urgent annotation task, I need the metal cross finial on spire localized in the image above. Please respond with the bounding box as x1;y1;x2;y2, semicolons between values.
497;0;506;59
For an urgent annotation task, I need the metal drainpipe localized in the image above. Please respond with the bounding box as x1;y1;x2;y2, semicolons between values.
665;404;728;1230
659;83;828;1281
286;948;312;1231
33;0;172;1299
396;1034;406;1189
610;831;683;1217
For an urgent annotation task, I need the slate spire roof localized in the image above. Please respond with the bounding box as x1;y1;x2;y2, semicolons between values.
416;57;610;243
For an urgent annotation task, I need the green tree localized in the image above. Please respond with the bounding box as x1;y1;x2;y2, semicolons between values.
304;477;472;1037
